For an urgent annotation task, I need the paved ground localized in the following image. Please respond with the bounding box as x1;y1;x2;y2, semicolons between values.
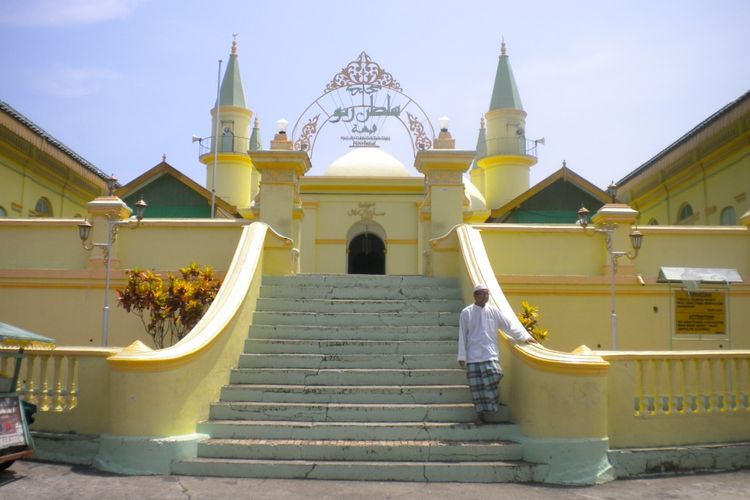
0;461;748;500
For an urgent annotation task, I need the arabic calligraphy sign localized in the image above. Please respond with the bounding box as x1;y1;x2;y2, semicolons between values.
674;291;726;335
292;52;434;156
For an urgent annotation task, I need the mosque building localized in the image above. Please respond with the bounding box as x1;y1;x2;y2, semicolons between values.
0;39;748;484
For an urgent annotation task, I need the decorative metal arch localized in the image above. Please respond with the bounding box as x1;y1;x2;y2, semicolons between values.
291;52;434;157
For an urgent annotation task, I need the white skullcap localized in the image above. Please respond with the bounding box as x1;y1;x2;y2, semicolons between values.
473;284;489;292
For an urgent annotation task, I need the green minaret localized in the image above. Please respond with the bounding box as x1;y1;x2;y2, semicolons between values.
479;40;537;211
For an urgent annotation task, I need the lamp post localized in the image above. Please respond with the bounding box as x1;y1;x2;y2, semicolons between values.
78;182;147;346
577;183;643;350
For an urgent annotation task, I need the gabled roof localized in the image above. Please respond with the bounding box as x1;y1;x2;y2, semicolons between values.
116;160;240;217
490;164;610;220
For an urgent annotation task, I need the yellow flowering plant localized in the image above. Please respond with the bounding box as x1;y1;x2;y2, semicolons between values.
516;300;549;343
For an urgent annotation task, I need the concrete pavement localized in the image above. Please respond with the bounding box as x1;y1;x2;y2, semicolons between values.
1;460;748;500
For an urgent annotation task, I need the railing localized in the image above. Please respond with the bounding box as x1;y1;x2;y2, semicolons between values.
195;135;253;156
0;347;117;414
633;355;749;416
481;137;540;159
604;351;750;447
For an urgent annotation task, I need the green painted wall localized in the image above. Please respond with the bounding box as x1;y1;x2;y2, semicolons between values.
123;175;211;218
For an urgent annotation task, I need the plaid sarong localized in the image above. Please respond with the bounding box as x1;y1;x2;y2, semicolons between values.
466;360;503;413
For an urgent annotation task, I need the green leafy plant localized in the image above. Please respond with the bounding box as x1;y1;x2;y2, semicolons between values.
517;300;549;343
116;263;222;348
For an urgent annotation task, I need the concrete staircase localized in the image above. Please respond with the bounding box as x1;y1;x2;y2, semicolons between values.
173;275;538;482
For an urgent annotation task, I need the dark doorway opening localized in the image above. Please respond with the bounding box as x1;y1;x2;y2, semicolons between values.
347;233;386;275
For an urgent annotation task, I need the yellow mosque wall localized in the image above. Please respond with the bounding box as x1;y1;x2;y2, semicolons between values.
0;218;247;347
479;224;750;352
300;177;424;275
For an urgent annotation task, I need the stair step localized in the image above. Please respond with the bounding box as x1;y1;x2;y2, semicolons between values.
252;311;459;327
237;353;457;369
198;420;520;441
180;274;532;483
209;402;508;422
229;368;468;385
220;384;472;404
243;339;455;355
248;325;457;341
256;298;463;313
173;457;539;482
196;438;522;461
262;275;459;288
260;284;461;300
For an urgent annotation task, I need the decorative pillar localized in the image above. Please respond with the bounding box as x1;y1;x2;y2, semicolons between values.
248;149;311;250
415;149;474;274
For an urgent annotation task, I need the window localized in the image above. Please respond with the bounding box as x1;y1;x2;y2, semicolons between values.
648;218;659;225
677;203;693;224
34;197;53;217
0;206;7;217
720;206;736;225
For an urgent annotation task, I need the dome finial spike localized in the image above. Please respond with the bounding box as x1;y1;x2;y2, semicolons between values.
501;36;506;56
231;33;238;55
480;115;486;128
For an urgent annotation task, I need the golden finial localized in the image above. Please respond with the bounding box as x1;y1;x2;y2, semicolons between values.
501;37;507;56
231;33;238;55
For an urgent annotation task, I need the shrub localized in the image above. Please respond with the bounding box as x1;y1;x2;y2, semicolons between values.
117;263;221;348
517;300;549;343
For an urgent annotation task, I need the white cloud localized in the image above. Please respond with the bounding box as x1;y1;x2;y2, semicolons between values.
34;66;120;97
0;0;143;26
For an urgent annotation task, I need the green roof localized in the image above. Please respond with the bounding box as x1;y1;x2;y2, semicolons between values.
217;43;246;108
249;118;262;151
489;43;523;111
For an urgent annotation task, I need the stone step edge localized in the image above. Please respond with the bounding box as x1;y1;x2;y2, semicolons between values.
211;402;480;409
222;384;469;390
202;438;517;446
175;457;530;467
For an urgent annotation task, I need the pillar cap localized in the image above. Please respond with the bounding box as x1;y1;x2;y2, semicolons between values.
414;150;474;174
591;203;639;226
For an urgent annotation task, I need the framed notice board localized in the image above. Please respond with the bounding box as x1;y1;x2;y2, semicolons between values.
674;290;726;335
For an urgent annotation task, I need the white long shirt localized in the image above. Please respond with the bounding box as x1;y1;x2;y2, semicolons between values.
457;303;533;363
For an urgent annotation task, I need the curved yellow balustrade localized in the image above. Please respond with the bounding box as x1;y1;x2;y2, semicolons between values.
105;222;294;436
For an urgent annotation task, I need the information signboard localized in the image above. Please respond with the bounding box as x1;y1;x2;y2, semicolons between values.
674;290;726;335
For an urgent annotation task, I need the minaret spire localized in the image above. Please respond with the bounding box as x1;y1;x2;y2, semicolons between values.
489;38;523;111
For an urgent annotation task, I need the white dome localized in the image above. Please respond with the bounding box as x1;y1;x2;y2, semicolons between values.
325;147;410;177
464;177;488;212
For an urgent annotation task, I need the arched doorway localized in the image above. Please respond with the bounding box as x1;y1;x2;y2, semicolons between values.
348;233;386;274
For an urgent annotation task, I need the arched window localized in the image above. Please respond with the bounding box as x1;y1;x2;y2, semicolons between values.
648;218;659;225
34;197;53;217
677;203;693;224
0;206;7;217
720;206;736;226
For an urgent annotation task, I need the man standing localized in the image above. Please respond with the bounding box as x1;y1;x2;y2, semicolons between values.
458;284;538;424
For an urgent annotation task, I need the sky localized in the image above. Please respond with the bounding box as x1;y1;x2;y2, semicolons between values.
1;0;748;191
